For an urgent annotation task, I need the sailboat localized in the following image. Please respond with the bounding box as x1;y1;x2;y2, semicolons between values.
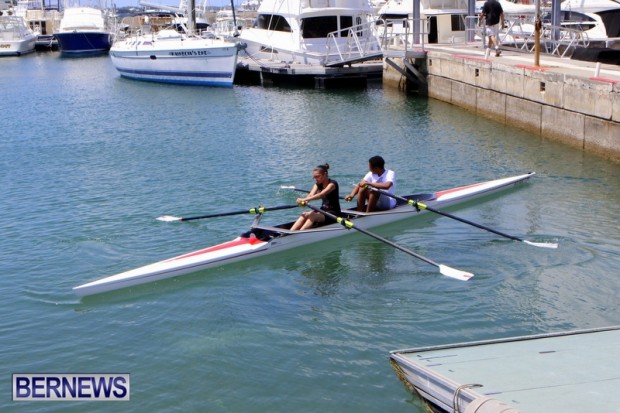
109;0;243;86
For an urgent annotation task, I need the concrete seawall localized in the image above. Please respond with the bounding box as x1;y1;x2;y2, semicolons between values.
383;47;620;162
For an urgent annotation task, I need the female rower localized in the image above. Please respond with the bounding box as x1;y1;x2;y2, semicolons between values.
291;163;341;231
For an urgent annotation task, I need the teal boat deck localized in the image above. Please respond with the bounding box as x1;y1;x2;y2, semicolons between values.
390;326;620;413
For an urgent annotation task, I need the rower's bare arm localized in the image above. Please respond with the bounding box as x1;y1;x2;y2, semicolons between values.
346;183;361;201
317;182;336;198
297;184;319;203
367;180;393;190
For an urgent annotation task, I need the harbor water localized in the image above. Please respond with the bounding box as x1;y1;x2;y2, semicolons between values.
1;52;619;412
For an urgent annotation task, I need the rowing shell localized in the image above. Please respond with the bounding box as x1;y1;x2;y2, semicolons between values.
73;172;535;297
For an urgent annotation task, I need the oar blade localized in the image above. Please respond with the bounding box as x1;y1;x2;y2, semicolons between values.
281;185;310;194
157;215;182;222
374;188;560;251
438;264;474;281
523;240;559;249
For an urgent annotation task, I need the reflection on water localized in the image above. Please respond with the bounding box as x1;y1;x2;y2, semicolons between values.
284;239;401;298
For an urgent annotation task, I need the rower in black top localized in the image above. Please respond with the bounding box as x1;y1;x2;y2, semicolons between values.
291;163;341;230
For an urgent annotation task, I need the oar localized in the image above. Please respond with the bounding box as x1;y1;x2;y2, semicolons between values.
302;202;473;281
280;186;348;200
371;188;558;249
157;204;299;222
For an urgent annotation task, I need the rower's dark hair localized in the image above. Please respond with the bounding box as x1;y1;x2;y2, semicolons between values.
368;156;385;169
314;163;330;174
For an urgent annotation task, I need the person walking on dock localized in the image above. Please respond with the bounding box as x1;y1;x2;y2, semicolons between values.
345;155;396;212
480;0;504;57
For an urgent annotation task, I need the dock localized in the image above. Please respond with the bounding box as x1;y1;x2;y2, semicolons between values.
382;43;620;162
390;326;620;413
234;56;383;88
232;37;619;160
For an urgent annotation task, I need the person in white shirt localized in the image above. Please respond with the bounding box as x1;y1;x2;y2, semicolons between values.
345;155;396;212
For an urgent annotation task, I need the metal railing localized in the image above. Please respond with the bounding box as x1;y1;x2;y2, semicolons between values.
375;17;429;55
541;24;590;57
323;20;383;66
469;14;591;58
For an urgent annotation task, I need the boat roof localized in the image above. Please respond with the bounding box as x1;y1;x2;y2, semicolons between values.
117;10;179;18
561;0;620;12
257;0;374;15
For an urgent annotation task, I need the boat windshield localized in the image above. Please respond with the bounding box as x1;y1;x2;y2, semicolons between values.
0;16;30;36
255;14;292;32
599;9;620;37
542;11;597;31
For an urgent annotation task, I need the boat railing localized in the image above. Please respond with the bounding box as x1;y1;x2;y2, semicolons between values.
465;14;532;47
323;20;383;66
500;19;590;58
540;24;590;57
376;17;428;55
112;14;174;41
469;14;590;59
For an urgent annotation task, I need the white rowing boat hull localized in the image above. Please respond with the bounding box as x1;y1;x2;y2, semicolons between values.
73;172;534;297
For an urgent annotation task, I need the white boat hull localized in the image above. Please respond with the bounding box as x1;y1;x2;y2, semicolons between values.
0;15;36;56
0;35;36;55
110;37;240;86
73;172;535;297
238;31;349;66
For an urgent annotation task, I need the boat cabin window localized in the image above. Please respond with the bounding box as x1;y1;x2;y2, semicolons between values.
599;10;620;37
301;15;355;38
301;16;337;38
255;14;292;32
341;16;353;30
451;14;466;31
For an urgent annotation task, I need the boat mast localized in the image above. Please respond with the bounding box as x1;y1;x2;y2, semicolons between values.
230;0;239;36
187;0;195;34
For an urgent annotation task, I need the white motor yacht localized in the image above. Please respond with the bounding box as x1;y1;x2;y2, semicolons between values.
235;0;382;67
0;13;36;56
54;0;113;56
376;0;471;45
14;0;62;49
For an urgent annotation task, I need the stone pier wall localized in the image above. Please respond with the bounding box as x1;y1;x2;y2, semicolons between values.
384;52;620;162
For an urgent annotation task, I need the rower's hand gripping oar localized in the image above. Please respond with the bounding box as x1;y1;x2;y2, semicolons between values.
157;204;299;222
301;202;473;281
371;188;558;249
